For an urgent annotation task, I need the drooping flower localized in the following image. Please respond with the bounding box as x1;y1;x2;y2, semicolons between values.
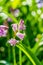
16;32;25;40
18;19;26;30
8;38;19;46
0;25;8;37
11;24;18;32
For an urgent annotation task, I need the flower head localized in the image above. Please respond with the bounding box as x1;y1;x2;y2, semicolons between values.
8;38;19;46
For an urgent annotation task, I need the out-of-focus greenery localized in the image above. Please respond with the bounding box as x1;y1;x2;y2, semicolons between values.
0;0;43;65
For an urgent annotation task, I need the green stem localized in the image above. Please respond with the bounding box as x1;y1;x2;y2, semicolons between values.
8;46;11;62
16;44;41;65
32;40;41;53
19;49;22;65
32;42;39;53
12;46;16;65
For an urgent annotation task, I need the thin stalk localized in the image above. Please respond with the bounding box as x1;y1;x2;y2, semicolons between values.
7;33;11;62
19;41;22;65
32;42;39;53
32;40;41;53
8;46;11;62
12;46;16;65
19;49;22;65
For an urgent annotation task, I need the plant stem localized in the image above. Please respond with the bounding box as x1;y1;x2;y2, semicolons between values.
19;49;22;65
32;40;41;53
32;42;39;53
12;46;16;65
8;46;11;62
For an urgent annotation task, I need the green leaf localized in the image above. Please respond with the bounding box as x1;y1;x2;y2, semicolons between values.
16;43;41;65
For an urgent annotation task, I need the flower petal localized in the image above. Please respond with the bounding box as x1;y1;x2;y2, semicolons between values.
16;32;25;40
19;19;24;25
11;24;18;32
0;25;8;30
18;19;26;30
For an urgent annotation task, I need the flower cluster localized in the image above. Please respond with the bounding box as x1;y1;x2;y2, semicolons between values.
8;38;19;46
8;19;26;46
0;19;25;46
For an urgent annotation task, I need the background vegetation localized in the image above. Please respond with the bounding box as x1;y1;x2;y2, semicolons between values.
0;0;43;65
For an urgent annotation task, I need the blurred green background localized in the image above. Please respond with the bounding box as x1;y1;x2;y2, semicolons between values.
0;0;43;65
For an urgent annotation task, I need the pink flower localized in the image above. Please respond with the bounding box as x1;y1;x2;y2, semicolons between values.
11;24;18;32
16;32;25;40
0;25;8;30
18;19;26;30
8;38;19;46
11;19;26;32
0;25;8;37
